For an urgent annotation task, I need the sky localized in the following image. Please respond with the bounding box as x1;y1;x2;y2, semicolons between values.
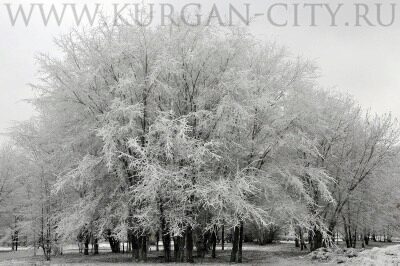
0;0;399;143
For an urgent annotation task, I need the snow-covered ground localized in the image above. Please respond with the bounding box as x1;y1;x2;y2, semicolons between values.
345;245;400;265
1;242;400;265
309;244;400;265
0;247;29;252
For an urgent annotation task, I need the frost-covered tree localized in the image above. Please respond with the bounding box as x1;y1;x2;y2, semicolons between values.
286;87;400;249
8;15;400;263
0;144;26;250
20;20;337;262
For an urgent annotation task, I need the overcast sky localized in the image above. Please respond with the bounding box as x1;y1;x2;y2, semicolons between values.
1;0;399;143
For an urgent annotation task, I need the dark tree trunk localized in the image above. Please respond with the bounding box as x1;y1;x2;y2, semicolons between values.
353;229;357;248
110;238;121;253
94;238;99;255
140;236;147;261
131;235;139;260
295;238;300;247
156;231;159;251
162;232;171;262
221;224;225;251
14;231;18;251
230;226;239;262
174;235;185;262
174;236;180;262
179;234;185;262
107;230;120;254
13;216;18;251
211;226;217;258
328;221;336;245
161;233;171;262
309;227;323;251
238;221;244;263
348;227;353;248
203;230;210;254
160;204;171;262
84;239;89;255
364;234;369;246
362;234;365;248
186;225;194;263
345;237;350;248
127;231;131;253
343;222;350;248
196;231;205;259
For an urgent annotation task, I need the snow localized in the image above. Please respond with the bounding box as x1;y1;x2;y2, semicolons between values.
345;245;400;265
308;244;400;265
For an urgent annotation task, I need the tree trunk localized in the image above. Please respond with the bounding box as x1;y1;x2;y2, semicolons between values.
230;226;239;262
33;231;37;256
84;239;89;255
353;229;357;248
309;227;323;251
140;236;147;261
388;234;392;242
174;236;180;262
295;226;300;248
13;216;18;251
162;232;171;262
300;229;307;251
238;221;244;263
109;236;121;253
348;227;353;248
343;222;350;248
364;234;369;246
361;234;365;248
131;235;139;260
179;234;185;262
221;224;225;251
203;230;210;255
15;231;18;251
295;238;300;247
327;221;337;245
160;204;171;262
186;225;194;263
156;231;159;251
174;235;185;262
196;229;205;259
211;226;217;258
94;238;99;255
127;233;131;252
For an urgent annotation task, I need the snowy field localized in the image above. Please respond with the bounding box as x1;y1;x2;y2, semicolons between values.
0;242;399;265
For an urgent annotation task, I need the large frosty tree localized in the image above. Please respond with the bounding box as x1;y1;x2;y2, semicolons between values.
4;17;399;263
